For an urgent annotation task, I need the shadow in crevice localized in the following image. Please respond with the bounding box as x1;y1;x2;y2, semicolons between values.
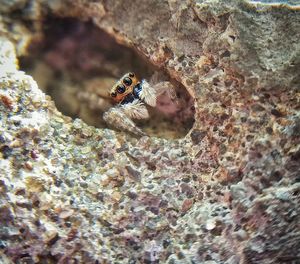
20;17;194;139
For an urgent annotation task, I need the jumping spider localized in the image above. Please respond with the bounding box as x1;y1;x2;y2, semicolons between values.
103;72;175;136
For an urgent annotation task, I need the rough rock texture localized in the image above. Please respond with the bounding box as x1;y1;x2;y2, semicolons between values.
1;0;300;263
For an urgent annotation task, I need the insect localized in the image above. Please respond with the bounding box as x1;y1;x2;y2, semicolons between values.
103;72;174;136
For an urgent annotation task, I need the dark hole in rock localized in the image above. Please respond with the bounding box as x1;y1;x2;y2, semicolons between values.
19;17;194;139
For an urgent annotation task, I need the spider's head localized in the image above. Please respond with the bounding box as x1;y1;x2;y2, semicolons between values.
110;72;139;103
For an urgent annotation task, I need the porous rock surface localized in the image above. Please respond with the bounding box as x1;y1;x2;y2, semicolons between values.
0;0;300;263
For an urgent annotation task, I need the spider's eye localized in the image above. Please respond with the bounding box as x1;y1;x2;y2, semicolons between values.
123;77;132;86
111;92;117;97
129;72;135;78
117;85;126;94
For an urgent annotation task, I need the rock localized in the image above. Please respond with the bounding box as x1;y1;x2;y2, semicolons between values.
0;0;300;263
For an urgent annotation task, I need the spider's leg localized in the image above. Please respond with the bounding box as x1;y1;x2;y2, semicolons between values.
153;81;177;101
103;101;148;136
139;80;157;107
78;91;111;111
121;99;149;120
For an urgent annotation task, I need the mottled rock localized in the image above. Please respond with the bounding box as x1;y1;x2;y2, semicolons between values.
0;0;300;263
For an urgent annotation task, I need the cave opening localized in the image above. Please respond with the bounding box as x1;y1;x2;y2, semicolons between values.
19;17;195;139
